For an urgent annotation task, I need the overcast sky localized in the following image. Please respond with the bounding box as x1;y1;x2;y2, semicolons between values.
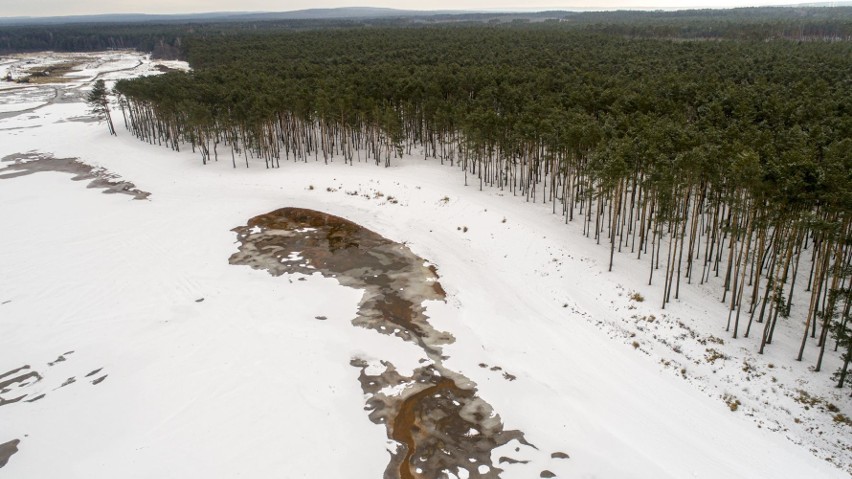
0;1;809;18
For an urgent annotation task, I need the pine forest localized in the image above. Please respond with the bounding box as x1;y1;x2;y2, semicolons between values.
111;23;852;388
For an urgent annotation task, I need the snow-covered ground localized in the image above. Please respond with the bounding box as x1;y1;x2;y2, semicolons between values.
0;52;849;478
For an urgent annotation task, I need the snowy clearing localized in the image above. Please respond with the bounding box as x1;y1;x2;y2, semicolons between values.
0;51;849;479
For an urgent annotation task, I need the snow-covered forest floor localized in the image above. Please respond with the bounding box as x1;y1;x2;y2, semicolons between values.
0;52;849;478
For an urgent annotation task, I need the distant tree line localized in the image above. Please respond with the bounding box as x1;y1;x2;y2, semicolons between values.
2;6;851;58
571;6;852;41
111;24;851;389
0;23;188;58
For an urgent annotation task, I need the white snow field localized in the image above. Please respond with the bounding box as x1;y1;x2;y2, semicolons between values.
0;52;849;479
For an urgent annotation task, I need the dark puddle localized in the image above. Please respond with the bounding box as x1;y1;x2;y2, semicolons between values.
0;152;150;200
0;439;20;469
230;208;534;479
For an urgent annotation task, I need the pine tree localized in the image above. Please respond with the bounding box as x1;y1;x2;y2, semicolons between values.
829;271;852;393
87;79;116;136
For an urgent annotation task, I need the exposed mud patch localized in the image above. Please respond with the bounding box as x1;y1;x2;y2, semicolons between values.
48;351;73;367
230;208;535;478
0;152;150;199
0;366;42;407
1;356;107;405
0;439;20;469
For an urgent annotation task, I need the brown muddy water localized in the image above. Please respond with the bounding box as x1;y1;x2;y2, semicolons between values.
0;152;150;199
230;208;537;479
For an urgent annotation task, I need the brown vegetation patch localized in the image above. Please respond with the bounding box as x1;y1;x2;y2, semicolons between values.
17;61;86;84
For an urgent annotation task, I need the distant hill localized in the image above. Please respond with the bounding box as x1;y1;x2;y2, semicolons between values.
230;7;464;20
0;7;466;26
794;1;852;5
2;4;852;26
